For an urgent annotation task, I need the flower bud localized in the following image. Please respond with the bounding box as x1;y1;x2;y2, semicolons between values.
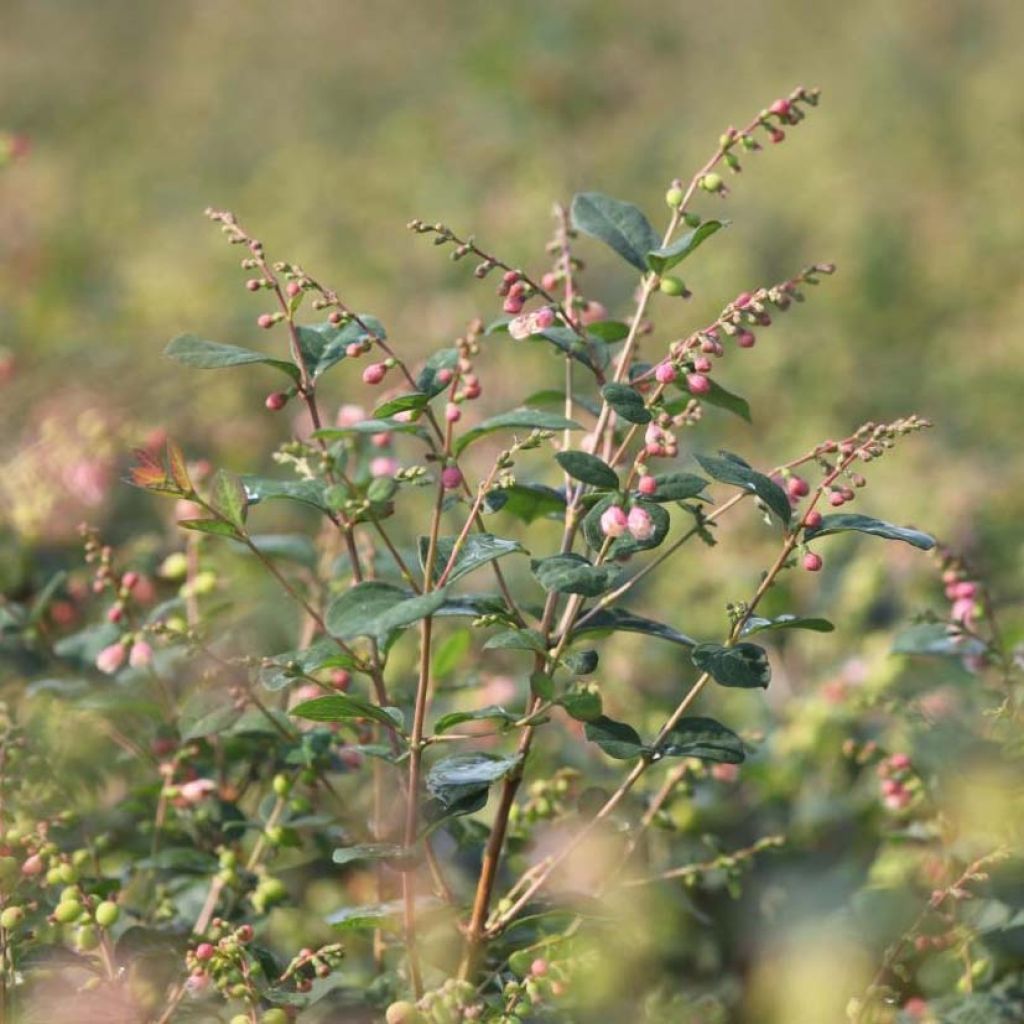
802;552;823;572
129;641;153;669
637;475;657;496
600;506;628;538
627;506;655;541
265;391;288;412
445;402;461;423
736;330;756;348
440;466;463;490
257;313;276;330
96;642;127;675
686;373;711;395
654;362;677;384
362;363;387;385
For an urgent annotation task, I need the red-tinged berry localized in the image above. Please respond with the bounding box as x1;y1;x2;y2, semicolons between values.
265;392;287;412
362;363;387;385
531;958;549;977
440;466;463;490
803;552;823;572
686;373;711;395
245;279;261;291
803;510;823;528
502;270;520;285
195;942;215;961
638;475;657;496
693;355;712;373
534;306;556;329
445;402;461;423
328;311;343;325
541;272;558;291
436;368;453;386
503;296;524;315
345;342;363;358
769;128;786;144
654;362;677;384
285;281;302;298
769;98;791;117
257;313;275;329
953;581;977;600
331;669;351;691
737;330;756;348
121;571;139;591
829;491;845;507
786;475;809;498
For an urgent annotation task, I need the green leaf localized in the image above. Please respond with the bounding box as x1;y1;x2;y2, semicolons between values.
373;392;431;418
555;451;619;489
642;472;710;503
209;469;248;529
558;688;602;722
453;408;582;456
483;628;547;654
741;614;835;636
562;649;599;675
694;452;791;527
416;348;459;396
290;694;405;732
332;843;415;868
313;417;425;439
891;622;982;657
601;382;651;424
164;334;298;382
178;689;242;740
699;378;752;424
327;900;406;931
658;716;745;763
431;629;471;680
585;320;630;343
420;533;526;585
245;533;317;568
483;483;566;523
584;716;649;760
533;326;605;375
572;608;696;648
373;587;450;636
434;705;517;734
296;315;386;380
531;553;621;597
242;476;333;515
529;670;555;700
645;220;726;274
177;518;240;538
325;581;406;641
259;639;355;691
425;753;521;817
571;191;660;272
692;642;771;689
803;513;935;550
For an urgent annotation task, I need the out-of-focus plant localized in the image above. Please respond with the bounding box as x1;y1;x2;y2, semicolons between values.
8;89;1015;1024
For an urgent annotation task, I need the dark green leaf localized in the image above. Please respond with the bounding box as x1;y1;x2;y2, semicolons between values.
584;716;649;759
694;452;791;527
646;220;726;274
420;533;526;585
892;622;983;657
658;716;746;763
572;608;696;648
291;694;404;732
245;533;317;568
529;670;555;700
425;753;521;816
642;472;710;503
326;581;407;641
313;416;425;439
332;843;415;868
177;518;240;538
803;513;935;550
454;408;582;456
559;688;602;722
483;628;547;654
434;705;517;734
533;326;605;375
601;382;651;424
692;642;771;689
741;614;835;636
209;469;248;529
259;639;355;691
242;476;333;515
562;649;599;675
296;315;385;380
585;320;630;342
373;393;431;418
555;450;619;489
179;689;242;740
571;191;660;271
699;378;752;423
531;553;621;597
483;483;566;523
416;348;459;396
164;334;297;382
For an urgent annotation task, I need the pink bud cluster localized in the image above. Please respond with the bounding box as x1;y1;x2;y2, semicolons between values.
498;270;529;315
943;572;980;626
600;504;655;542
643;420;677;459
877;752;915;811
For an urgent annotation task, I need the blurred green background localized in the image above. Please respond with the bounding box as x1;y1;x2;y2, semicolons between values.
3;0;1023;579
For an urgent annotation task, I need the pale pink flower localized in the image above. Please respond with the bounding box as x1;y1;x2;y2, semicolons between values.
96;642;127;675
626;506;655;541
129;641;153;669
178;779;217;804
600;506;628;538
370;457;399;478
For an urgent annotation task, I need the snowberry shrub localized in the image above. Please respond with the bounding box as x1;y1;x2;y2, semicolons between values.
1;89;949;1022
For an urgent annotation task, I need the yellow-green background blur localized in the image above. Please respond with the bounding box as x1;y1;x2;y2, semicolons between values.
3;0;1022;574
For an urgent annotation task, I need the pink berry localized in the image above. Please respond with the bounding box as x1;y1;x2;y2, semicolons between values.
96;642;127;675
600;506;628;538
257;313;275;329
803;510;823;528
195;942;215;961
245;278;261;292
331;669;351;691
541;272;558;291
786;476;809;498
328;311;343;325
436;368;453;385
21;853;43;876
580;300;608;325
265;392;287;412
953;581;977;600
803;552;823;572
345;342;363;358
889;753;911;771
654;362;677;384
829;491;845;507
737;330;756;348
638;475;657;496
769;98;791;117
370;457;399;479
769;128;786;144
502;270;520;285
693;356;712;373
362;363;387;385
121;571;139;591
530;958;549;977
534;306;556;330
881;779;901;797
463;381;481;400
440;466;463;490
686;373;711;395
107;605;124;624
734;291;752;308
503;295;524;315
285;281;302;298
445;402;461;423
371;432;391;448
627;506;655;541
129;641;153;669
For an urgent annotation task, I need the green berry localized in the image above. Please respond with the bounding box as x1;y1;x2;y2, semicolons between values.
230;1017;250;1024
665;186;684;208
258;877;287;903
1;906;24;929
54;900;83;924
46;867;63;886
683;211;702;228
659;276;686;297
385;1001;423;1024
264;825;285;847
261;1011;288;1024
76;924;100;950
95;901;120;928
272;774;291;797
57;863;78;885
700;172;724;193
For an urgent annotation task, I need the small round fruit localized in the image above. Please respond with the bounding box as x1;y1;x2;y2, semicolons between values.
658;276;686;297
1;905;24;929
76;924;100;950
261;1010;289;1024
94;901;120;928
665;186;685;208
54;900;83;924
385;1001;423;1024
272;774;291;797
700;172;724;193
803;552;823;572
